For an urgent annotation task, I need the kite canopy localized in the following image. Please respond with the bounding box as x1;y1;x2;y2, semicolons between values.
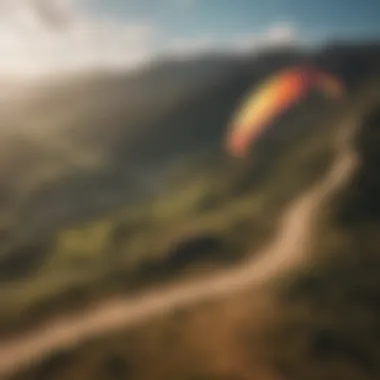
226;66;345;158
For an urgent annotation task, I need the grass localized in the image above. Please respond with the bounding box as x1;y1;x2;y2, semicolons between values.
0;109;336;337
3;44;380;380
11;107;380;380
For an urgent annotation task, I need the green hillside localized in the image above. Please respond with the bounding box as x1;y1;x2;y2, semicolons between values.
1;42;380;337
10;70;380;380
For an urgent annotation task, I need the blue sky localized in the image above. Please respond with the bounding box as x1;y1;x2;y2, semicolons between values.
89;0;380;43
0;0;379;78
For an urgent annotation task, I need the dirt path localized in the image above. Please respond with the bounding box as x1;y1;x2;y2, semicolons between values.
0;119;358;379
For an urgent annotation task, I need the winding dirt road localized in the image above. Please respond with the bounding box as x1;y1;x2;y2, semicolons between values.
0;117;359;379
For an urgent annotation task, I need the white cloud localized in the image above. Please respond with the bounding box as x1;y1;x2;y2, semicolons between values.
0;0;159;78
164;22;299;57
264;22;297;44
0;1;300;80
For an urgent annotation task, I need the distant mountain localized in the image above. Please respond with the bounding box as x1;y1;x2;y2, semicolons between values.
0;41;379;264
